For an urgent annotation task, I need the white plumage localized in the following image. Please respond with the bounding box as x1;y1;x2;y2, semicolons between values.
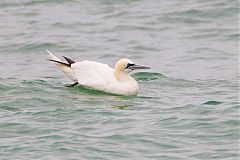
47;50;150;96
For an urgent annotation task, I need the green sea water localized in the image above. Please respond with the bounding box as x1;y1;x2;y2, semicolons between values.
0;0;239;159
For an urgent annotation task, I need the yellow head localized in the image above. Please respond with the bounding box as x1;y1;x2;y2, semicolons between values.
114;58;150;81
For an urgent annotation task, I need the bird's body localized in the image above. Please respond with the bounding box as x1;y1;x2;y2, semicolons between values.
47;50;149;96
71;60;139;95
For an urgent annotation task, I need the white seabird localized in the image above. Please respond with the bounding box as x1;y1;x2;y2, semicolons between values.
47;50;150;96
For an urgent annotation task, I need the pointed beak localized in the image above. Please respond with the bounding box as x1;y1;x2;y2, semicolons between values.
128;64;150;70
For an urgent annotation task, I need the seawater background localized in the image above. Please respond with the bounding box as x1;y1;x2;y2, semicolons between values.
0;0;239;159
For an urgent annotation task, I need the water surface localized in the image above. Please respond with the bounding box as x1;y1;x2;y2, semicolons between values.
0;0;239;159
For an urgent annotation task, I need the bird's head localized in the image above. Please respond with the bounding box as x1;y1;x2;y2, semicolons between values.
114;58;150;80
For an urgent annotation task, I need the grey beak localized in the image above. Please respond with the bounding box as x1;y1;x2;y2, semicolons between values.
128;64;150;70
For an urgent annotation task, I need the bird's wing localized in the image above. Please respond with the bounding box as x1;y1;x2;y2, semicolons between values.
71;61;117;90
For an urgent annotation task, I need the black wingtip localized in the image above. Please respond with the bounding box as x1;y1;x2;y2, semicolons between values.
49;59;71;67
63;56;75;66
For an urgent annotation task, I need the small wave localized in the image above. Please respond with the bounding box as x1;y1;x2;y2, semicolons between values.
0;106;22;112
202;101;224;105
0;0;74;8
0;43;65;54
132;72;166;81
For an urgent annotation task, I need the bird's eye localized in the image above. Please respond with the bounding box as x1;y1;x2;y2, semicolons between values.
126;63;135;69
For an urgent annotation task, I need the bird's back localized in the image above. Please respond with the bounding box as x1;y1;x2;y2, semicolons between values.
72;61;117;89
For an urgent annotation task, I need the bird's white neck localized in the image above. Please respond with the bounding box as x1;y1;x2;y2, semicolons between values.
114;70;139;95
114;70;131;82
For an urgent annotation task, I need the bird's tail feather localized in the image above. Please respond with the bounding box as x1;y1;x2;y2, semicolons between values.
47;50;77;82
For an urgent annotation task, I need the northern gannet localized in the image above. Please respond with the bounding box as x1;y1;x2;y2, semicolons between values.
47;50;150;96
